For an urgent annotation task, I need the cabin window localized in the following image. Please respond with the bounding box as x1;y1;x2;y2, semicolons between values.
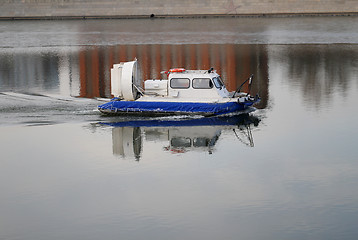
171;137;191;148
213;77;224;89
170;78;190;89
193;138;210;147
192;78;213;89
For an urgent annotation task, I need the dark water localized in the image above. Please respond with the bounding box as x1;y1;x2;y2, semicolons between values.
1;17;358;240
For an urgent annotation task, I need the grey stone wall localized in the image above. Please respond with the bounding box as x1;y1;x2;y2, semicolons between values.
0;0;357;19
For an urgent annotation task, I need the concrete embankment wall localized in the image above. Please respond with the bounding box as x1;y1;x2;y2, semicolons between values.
1;0;357;19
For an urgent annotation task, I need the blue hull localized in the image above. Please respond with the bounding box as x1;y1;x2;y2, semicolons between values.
98;100;257;116
99;113;260;128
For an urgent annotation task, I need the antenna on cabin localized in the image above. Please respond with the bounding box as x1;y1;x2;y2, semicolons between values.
208;67;214;73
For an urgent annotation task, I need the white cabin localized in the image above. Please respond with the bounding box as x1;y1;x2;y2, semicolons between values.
143;69;231;101
139;68;240;104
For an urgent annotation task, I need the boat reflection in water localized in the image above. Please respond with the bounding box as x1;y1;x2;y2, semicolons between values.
100;113;260;160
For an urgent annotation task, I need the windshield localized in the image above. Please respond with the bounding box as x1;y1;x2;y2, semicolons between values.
212;76;224;89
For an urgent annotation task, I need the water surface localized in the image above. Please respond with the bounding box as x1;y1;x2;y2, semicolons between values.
1;17;358;240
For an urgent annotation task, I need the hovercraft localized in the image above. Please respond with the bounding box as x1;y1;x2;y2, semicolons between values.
98;60;260;116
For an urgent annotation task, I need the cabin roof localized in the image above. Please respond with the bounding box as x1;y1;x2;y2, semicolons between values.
169;70;219;79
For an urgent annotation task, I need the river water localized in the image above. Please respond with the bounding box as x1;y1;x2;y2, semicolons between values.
1;17;358;240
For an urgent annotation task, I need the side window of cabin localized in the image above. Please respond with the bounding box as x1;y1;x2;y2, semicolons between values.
170;78;190;89
213;77;224;89
193;138;210;147
171;137;191;148
192;78;213;89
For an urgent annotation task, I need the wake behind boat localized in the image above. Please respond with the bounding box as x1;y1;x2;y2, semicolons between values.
98;60;260;116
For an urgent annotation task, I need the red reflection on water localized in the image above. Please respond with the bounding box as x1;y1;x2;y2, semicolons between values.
79;44;269;109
